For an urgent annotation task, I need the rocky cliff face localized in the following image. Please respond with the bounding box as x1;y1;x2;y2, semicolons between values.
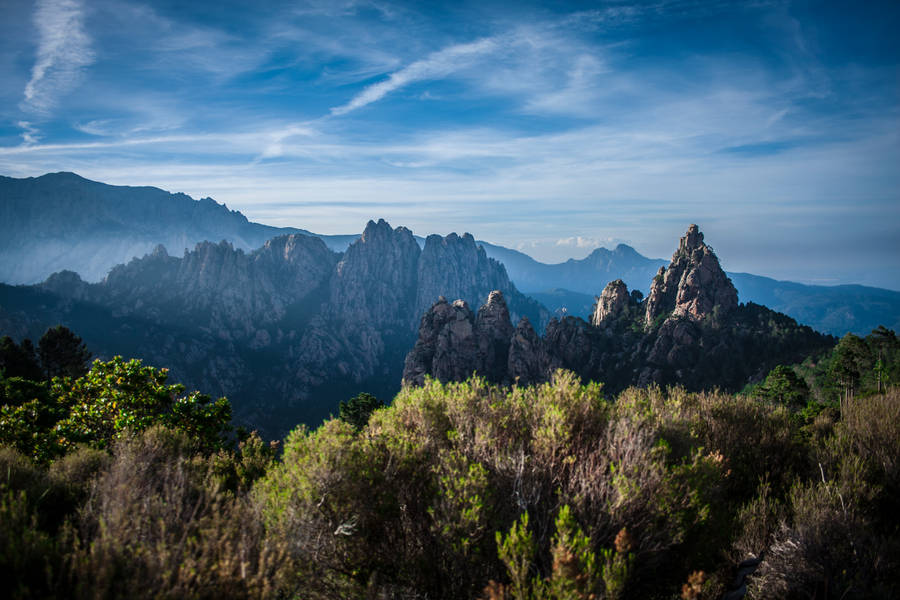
403;291;546;387
645;224;738;326
415;233;518;323
329;219;420;328
13;220;547;436
404;225;833;394
475;291;515;382
592;279;631;326
85;234;339;338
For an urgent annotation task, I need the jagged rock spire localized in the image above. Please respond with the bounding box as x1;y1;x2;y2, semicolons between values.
476;291;514;381
591;279;630;326
402;296;479;386
645;224;738;326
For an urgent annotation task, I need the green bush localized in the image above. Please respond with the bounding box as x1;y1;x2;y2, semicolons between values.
259;371;732;599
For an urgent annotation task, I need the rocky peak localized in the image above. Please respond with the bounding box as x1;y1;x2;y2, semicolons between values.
402;296;480;386
592;279;631;326
475;290;515;381
331;219;421;327
415;231;513;324
645;224;738;326
476;291;513;331
255;234;337;280
260;233;323;262
507;317;549;385
679;223;704;254
403;290;552;388
40;270;92;301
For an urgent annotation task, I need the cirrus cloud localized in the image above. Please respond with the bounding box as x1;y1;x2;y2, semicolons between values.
21;0;94;116
330;37;498;116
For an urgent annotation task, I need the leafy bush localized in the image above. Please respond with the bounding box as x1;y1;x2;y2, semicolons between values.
339;392;385;431
746;388;900;598
3;358;898;598
0;356;233;461
259;371;731;598
54;356;232;453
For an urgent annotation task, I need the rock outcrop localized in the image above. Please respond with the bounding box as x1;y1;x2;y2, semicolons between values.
475;290;515;381
645;224;738;326
507;318;551;385
404;225;832;395
592;279;631;326
403;297;480;387
14;220;547;437
403;290;546;387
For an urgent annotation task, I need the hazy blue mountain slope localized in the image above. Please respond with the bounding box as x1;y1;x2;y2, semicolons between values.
526;288;597;321
477;241;667;294
1;172;895;337
729;273;900;336
0;172;307;283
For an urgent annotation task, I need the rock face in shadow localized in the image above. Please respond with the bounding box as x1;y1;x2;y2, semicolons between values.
475;290;515;382
507;317;551;385
403;291;547;387
404;225;834;394
407;298;481;385
6;219;548;437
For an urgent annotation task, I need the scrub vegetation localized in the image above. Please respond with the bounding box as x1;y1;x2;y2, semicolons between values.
1;326;898;599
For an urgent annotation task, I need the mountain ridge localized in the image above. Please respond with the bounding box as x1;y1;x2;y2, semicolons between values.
404;225;834;394
0;219;547;436
1;172;896;336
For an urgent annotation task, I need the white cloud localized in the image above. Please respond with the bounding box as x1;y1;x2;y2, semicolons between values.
17;121;41;145
555;236;603;249
330;37;498;116
22;0;94;115
257;124;318;160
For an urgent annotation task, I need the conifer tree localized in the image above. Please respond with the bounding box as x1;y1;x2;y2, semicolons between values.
38;325;92;379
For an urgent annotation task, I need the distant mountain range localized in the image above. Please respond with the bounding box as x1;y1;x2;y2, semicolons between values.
1;172;898;336
0;172;356;283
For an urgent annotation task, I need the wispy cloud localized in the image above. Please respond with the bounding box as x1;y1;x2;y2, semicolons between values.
17;121;41;145
21;0;94;115
555;236;603;249
330;37;498;116
257;124;318;161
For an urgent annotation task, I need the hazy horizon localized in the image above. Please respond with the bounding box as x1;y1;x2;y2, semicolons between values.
1;1;898;289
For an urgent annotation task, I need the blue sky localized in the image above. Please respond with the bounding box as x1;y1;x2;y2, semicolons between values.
1;0;898;289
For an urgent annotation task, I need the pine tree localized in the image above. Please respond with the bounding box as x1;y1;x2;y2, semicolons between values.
38;325;92;379
0;336;43;381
